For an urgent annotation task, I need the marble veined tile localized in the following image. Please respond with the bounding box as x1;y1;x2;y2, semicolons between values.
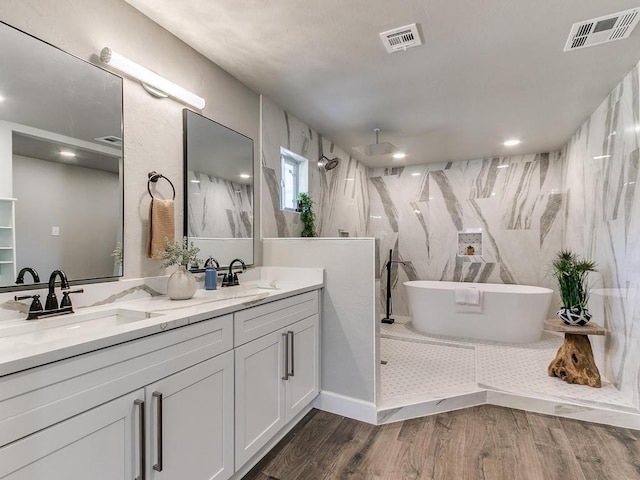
368;153;562;316
563;61;640;410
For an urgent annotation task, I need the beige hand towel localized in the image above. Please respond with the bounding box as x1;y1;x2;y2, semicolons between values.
147;198;175;259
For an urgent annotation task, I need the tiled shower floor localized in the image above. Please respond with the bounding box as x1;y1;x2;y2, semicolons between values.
379;318;636;412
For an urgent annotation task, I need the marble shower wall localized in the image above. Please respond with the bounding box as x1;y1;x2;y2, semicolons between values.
369;154;565;317
261;97;369;238
563;61;640;409
187;170;253;239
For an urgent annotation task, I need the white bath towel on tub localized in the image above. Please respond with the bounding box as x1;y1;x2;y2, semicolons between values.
454;286;483;313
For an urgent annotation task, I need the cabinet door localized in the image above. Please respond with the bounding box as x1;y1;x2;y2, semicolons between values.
146;351;234;480
285;314;320;422
0;389;144;480
234;330;285;469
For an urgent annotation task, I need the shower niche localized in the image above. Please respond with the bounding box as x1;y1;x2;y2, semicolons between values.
457;231;483;257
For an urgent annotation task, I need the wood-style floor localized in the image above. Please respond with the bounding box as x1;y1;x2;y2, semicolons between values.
243;406;640;480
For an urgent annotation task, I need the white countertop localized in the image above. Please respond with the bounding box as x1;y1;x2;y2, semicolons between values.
0;268;323;377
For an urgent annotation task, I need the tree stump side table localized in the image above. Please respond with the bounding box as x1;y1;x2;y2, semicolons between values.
544;318;605;388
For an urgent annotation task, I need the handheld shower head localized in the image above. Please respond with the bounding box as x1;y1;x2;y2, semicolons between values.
319;155;340;171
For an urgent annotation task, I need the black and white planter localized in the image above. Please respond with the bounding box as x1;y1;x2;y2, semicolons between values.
556;306;592;326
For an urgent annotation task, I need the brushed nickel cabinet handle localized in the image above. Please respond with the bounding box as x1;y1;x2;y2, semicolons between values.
282;332;289;380
152;391;163;472
288;330;295;377
134;399;145;480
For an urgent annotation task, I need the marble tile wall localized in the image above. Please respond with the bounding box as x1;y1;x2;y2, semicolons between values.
186;170;253;239
261;97;369;238
562;60;640;409
368;154;565;317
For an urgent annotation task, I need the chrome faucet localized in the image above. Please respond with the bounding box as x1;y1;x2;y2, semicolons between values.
222;258;246;287
15;267;40;284
204;257;220;269
45;270;70;310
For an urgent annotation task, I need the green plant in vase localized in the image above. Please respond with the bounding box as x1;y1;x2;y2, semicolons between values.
551;250;597;325
297;192;318;237
159;237;202;300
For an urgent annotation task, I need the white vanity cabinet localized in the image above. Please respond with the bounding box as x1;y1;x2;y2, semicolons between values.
234;291;320;468
145;351;234;480
0;286;322;480
0;314;234;480
0;389;144;480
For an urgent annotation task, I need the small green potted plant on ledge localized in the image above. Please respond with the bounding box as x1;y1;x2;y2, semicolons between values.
159;237;201;300
297;192;318;237
551;250;597;325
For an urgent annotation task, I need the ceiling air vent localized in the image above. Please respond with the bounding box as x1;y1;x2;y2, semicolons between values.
94;135;123;147
379;23;422;53
564;8;640;52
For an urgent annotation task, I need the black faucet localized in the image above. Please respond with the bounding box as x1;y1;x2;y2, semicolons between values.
222;259;246;287
15;267;40;284
45;270;70;310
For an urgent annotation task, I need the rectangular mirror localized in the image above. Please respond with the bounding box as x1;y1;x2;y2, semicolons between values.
183;109;254;267
0;22;123;290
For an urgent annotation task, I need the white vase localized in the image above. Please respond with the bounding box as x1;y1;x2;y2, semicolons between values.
167;265;196;300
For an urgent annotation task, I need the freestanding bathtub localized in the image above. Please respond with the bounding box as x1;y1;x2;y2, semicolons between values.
404;281;553;343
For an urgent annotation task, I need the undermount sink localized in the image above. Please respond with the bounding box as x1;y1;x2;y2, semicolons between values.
0;308;163;345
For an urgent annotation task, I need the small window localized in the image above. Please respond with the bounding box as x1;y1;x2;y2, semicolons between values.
280;148;308;211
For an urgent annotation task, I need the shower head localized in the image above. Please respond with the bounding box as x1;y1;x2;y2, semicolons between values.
319;155;340;171
353;128;399;157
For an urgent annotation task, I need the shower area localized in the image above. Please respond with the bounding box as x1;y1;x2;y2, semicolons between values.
260;92;640;426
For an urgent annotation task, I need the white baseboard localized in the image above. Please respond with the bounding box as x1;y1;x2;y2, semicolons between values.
313;391;378;424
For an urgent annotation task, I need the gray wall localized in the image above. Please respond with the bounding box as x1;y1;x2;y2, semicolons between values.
13;155;119;280
0;0;260;278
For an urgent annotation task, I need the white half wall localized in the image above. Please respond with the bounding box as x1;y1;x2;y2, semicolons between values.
262;238;377;404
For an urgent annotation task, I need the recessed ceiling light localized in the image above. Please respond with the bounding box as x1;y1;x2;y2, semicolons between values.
239;174;251;179
393;152;406;159
59;150;76;157
593;155;611;160
190;179;200;183
411;172;421;176
503;139;521;147
497;164;509;169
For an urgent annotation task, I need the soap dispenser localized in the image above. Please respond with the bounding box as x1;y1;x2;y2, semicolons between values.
204;256;219;290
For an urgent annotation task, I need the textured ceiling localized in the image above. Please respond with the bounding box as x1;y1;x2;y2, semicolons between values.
125;0;640;167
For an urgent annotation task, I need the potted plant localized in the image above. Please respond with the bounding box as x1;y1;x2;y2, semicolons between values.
297;192;317;237
159;237;202;300
551;250;596;325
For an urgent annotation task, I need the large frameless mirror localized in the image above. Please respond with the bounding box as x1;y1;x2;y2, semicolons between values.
183;109;254;268
0;21;124;290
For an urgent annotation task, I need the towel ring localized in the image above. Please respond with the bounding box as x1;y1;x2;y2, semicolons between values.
147;171;175;200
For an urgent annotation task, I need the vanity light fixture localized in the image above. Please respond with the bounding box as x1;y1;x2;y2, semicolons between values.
99;47;206;110
593;155;611;160
497;164;509;169
239;174;251;179
411;172;421;176
393;152;407;159
59;150;76;157
503;139;521;147
190;179;200;183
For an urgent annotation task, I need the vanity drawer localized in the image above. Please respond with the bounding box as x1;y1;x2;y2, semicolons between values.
0;314;233;448
234;290;319;346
